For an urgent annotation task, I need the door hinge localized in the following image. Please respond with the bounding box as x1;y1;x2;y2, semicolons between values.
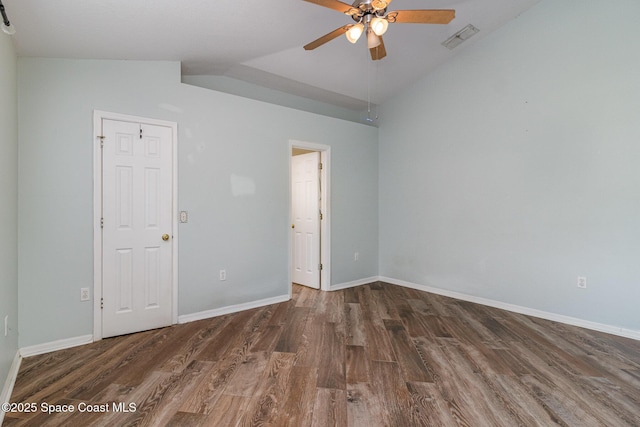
319;211;323;221
139;126;143;139
319;263;323;271
98;135;105;147
100;218;104;229
100;298;104;309
319;162;323;170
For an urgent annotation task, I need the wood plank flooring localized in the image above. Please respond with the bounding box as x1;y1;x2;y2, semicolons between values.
3;282;640;426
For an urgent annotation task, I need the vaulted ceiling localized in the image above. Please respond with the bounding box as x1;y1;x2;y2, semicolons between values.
7;0;541;111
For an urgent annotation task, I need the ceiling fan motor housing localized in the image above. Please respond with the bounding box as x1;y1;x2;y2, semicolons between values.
349;0;388;22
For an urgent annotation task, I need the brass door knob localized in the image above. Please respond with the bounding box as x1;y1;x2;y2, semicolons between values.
291;224;295;229
162;234;170;241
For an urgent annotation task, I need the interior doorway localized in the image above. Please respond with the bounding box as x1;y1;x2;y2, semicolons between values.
290;141;330;292
93;111;179;340
291;150;320;289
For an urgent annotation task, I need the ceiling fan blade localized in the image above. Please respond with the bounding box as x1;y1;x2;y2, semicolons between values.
304;25;352;50
370;37;387;60
391;9;455;24
303;0;358;15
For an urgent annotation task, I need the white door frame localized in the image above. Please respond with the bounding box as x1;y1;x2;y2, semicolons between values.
289;140;331;293
92;110;179;340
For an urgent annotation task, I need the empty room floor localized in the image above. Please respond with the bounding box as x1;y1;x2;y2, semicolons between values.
3;282;640;426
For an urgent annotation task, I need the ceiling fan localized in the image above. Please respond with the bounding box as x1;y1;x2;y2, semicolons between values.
303;0;455;60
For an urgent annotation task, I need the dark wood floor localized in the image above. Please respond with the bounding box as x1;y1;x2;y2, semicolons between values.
4;282;640;426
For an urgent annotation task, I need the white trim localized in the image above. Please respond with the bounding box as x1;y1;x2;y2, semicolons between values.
289;140;331;291
330;276;381;291
0;351;21;423
19;335;94;358
177;294;290;324
92;111;102;339
381;276;640;342
93;110;179;341
172;120;179;325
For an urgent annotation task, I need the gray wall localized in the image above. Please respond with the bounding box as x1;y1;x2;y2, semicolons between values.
12;0;640;352
17;58;378;347
379;0;640;331
0;34;18;388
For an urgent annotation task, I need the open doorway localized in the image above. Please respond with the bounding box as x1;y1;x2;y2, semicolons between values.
290;141;330;292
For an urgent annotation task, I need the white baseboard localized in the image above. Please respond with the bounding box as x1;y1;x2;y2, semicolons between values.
17;295;291;358
19;334;94;358
380;276;640;341
178;294;290;324
330;276;381;291
0;350;22;424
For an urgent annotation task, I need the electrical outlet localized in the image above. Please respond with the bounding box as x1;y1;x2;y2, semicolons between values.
577;276;587;289
180;211;188;223
354;252;359;261
220;269;227;281
81;287;90;301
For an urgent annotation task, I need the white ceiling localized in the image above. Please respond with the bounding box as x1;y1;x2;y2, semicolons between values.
7;0;541;110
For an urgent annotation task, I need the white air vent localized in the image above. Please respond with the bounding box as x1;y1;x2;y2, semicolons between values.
442;24;479;50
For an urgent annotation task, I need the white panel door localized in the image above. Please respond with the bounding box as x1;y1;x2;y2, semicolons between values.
292;152;320;289
102;119;173;338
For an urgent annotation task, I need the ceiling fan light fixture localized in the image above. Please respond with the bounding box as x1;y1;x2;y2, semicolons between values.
366;28;381;49
345;23;364;43
303;1;457;62
370;16;388;36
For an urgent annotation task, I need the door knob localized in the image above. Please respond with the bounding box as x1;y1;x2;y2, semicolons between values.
291;224;295;229
162;234;170;241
